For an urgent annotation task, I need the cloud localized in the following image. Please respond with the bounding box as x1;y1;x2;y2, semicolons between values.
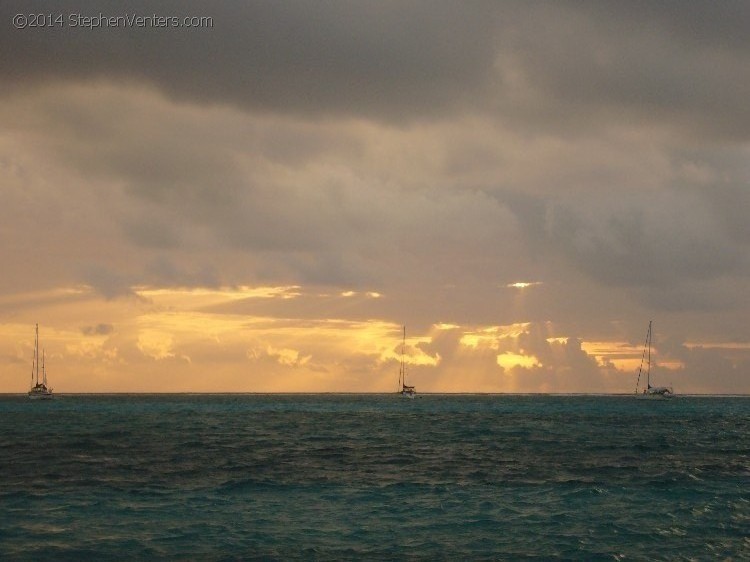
1;81;526;297
0;1;498;123
544;189;742;289
413;323;627;393
1;2;749;393
81;323;114;336
81;264;138;300
491;2;750;140
3;2;749;140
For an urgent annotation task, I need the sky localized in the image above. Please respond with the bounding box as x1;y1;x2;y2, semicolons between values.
1;1;749;393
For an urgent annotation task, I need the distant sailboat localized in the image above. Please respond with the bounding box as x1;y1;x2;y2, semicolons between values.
397;326;416;398
28;324;53;400
635;321;673;399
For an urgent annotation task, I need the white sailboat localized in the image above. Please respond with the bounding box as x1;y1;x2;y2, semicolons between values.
397;326;416;398
635;320;673;399
28;323;53;400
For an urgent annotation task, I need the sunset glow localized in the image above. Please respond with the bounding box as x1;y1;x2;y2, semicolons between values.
497;352;542;370
1;2;749;394
506;282;543;289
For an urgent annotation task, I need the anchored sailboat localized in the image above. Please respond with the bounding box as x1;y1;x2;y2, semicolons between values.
397;326;416;398
635;321;673;399
28;324;53;400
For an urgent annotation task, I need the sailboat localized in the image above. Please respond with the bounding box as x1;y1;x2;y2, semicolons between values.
635;320;673;399
28;324;53;400
397;326;416;398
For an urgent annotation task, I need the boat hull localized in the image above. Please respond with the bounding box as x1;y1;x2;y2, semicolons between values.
28;385;53;399
636;393;672;400
637;387;674;400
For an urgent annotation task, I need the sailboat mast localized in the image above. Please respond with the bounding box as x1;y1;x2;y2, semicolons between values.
34;323;39;385
400;325;406;388
646;320;652;389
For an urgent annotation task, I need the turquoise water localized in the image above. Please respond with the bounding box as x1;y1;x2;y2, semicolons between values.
1;394;748;560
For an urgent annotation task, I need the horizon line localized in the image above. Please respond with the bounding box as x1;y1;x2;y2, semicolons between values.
3;391;749;397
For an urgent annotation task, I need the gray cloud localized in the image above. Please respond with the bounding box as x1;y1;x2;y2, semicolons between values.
81;323;114;336
3;2;749;139
493;2;750;140
1;1;749;392
544;189;742;289
81;264;138;300
0;1;498;122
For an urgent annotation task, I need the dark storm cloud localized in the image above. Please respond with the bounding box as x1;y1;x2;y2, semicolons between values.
3;1;749;137
494;1;750;139
544;190;742;288
586;1;750;51
0;0;498;122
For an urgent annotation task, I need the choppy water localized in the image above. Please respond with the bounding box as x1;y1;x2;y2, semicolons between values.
1;394;748;560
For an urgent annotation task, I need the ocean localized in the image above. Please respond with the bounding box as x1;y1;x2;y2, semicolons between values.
1;394;748;560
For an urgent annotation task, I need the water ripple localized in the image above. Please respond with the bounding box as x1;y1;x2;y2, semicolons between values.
1;394;748;560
